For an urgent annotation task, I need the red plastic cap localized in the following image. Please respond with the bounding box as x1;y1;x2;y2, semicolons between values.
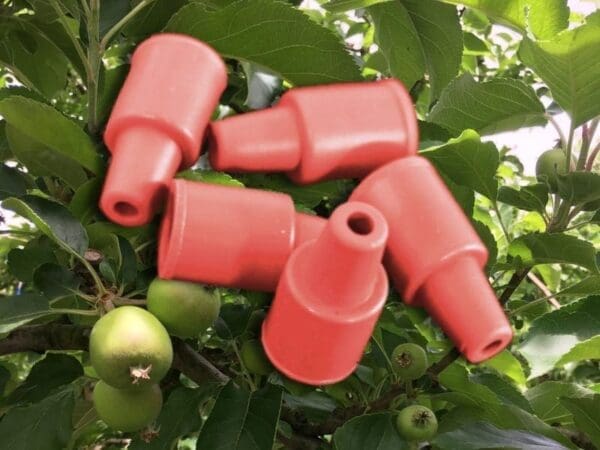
101;33;227;226
208;78;418;183
158;180;325;291
351;156;512;362
100;127;181;226
418;257;513;362
294;212;325;247
262;202;389;385
208;107;301;172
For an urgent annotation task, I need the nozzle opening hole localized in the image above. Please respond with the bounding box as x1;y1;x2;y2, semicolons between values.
483;339;503;354
347;213;374;236
114;201;138;217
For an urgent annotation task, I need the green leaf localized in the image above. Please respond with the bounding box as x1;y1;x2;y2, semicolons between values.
560;276;600;296
323;0;389;13
0;96;104;175
442;175;475;216
368;2;425;89
518;296;600;378
401;0;462;101
428;74;546;136
196;382;282;450
422;129;499;200
469;372;531;412
333;412;410;449
463;31;489;55
23;0;85;76
0;122;10;161
97;64;128;127
68;178;102;224
129;386;215;450
526;381;595;425
215;303;252;339
6;124;87;189
99;0;130;37
3;195;89;257
472;220;497;266
33;263;80;300
5;354;82;405
557;335;600;367
125;0;187;38
116;236;137;288
556;172;600;206
498;184;549;214
519;12;600;127
0;294;52;334
178;169;245;188
438;399;576;448
436;0;569;39
433;421;570;449
239;173;350;209
0;366;9;396
0;165;28;199
0;388;74;450
282;391;336;422
560;395;600;448
439;364;504;408
0;19;70;98
7;237;58;282
482;351;526;387
166;0;360;86
508;233;599;273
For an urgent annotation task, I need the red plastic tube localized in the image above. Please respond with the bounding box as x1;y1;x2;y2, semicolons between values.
100;34;227;227
207;79;418;184
350;156;513;363
158;179;325;292
262;202;389;385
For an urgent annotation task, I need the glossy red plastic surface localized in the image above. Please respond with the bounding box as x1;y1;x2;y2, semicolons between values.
262;202;389;385
351;156;512;363
208;79;418;183
101;33;227;226
158;179;325;292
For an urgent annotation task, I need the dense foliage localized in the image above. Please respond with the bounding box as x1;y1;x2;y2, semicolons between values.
0;1;599;449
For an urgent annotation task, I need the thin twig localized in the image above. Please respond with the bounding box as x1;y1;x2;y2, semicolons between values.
492;202;511;243
99;0;155;53
527;272;561;309
586;142;600;171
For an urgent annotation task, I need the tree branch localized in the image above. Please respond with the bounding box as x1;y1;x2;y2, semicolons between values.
499;268;530;305
420;268;531;379
0;323;90;355
427;347;461;378
171;338;229;384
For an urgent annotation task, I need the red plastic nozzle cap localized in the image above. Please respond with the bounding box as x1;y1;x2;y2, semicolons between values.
262;202;389;385
294;212;326;248
351;156;512;362
208;79;418;183
100;127;181;226
158;179;325;291
101;33;227;226
418;257;513;363
208;107;301;172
